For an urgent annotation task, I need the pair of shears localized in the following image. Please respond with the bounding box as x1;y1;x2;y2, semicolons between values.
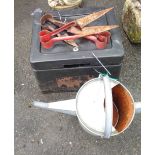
39;7;118;49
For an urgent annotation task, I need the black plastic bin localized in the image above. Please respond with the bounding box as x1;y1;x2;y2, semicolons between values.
30;7;124;92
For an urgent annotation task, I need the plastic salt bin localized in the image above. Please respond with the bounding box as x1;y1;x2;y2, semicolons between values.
30;7;124;92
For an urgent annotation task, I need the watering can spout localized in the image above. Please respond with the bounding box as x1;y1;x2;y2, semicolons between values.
33;99;76;116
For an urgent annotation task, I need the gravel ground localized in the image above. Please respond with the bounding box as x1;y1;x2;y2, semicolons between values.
15;0;141;154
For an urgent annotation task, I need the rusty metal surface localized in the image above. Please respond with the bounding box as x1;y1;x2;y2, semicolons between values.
67;27;111;49
40;14;64;26
41;14;78;47
112;84;135;132
77;25;119;35
42;25;78;47
76;7;114;28
41;7;113;28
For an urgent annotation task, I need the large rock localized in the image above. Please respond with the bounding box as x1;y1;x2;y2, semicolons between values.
122;0;141;43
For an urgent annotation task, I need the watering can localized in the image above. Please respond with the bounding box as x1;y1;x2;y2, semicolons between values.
33;75;141;139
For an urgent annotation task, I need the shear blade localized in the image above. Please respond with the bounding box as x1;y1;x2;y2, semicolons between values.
76;7;114;28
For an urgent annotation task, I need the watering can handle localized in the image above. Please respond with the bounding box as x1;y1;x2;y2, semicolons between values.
102;75;113;138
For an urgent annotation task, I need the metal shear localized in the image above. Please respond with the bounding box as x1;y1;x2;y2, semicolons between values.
40;14;111;49
39;25;118;48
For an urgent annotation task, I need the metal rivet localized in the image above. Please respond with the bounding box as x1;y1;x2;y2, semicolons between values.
73;47;79;52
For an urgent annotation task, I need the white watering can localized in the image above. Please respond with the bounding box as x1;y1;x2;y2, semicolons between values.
33;75;141;139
